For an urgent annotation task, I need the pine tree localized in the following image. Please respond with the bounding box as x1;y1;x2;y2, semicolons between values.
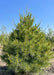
1;12;53;74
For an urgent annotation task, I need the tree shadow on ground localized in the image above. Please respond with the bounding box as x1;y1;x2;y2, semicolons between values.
0;66;15;75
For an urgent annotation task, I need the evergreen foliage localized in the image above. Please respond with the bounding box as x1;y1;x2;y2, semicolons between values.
1;12;53;74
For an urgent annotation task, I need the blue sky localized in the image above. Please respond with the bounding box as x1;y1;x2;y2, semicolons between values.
0;0;54;33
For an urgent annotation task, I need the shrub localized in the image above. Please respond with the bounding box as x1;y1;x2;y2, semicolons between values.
1;12;53;74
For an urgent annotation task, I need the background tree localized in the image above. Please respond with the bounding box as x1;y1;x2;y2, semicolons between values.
0;25;8;44
46;28;54;47
1;12;53;74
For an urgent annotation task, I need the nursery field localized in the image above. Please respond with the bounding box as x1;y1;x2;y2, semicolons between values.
0;12;54;75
